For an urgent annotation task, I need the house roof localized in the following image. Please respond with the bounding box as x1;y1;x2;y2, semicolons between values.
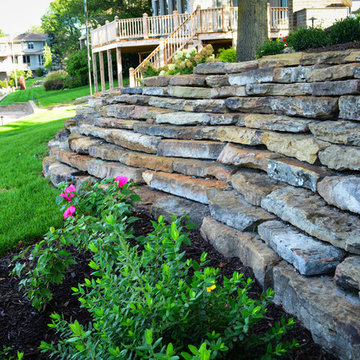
13;33;48;42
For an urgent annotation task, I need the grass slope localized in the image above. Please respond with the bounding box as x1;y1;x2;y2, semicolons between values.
0;107;76;254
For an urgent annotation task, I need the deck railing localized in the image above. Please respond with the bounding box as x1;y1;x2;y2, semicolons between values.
270;7;289;32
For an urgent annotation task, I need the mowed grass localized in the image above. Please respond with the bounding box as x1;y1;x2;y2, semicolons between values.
0;107;76;254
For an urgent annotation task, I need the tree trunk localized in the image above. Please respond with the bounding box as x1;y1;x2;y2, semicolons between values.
237;0;268;62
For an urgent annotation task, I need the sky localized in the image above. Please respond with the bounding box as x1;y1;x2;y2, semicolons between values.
0;0;52;36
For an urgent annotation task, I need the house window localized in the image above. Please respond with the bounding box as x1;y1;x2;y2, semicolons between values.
27;42;34;49
38;55;44;66
23;55;31;64
281;0;287;6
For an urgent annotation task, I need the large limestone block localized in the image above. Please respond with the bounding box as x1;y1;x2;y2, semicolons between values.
200;217;280;288
97;118;143;130
157;139;224;159
217;143;282;171
208;190;275;231
172;158;235;182
307;63;359;82
267;157;332;192
97;104;135;118
258;220;344;276
167;86;219;99
309;120;360;146
258;52;303;68
226;96;338;119
261;186;360;254
335;256;360;293
46;161;79;187
129;106;172;119
105;94;150;106
318;176;360;215
273;66;309;83
87;160;144;183
88;143;128;161
272;262;360;360
169;74;206;86
205;75;229;87
75;105;99;120
151;195;210;228
56;151;92;172
68;134;104;154
142;75;171;87
122;152;175;173
339;95;360;121
194;61;258;74
42;156;57;177
242;113;314;133
136;87;166;96
300;49;360;65
318;145;360;171
229;68;274;86
230;169;283;206
261;132;329;164
245;83;311;96
310;80;360;96
142;171;227;204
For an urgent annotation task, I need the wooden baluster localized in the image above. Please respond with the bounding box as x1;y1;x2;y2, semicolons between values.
99;51;106;92
116;47;123;88
92;52;99;93
107;49;113;89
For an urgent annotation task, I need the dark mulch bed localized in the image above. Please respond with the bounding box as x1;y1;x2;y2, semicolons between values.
304;40;360;53
0;210;338;360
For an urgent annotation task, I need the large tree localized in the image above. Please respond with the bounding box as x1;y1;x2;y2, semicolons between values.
236;0;268;62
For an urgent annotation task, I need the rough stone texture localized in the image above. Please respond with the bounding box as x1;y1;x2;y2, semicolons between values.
142;76;171;87
42;156;57;177
258;220;344;276
267;157;332;192
261;186;360;254
272;262;360;360
68;134;104;154
310;80;360;96
64;118;76;130
205;75;229;87
317;176;360;215
142;87;167;96
88;143;128;161
75;105;99;121
242;113;314;133
157;139;224;159
87;160;144;183
168;74;206;86
245;82;311;96
214;86;247;97
226;96;338;119
229;68;275;86
57;151;92;172
151;195;210;228
309;120;360;146
261;132;329;164
98;104;135;118
194;61;259;74
47;161;80;187
300;49;360;65
155;112;240;126
273;66;310;83
335;256;360;293
231;169;283;206
97;118;143;130
129;106;172;119
207;190;275;232
258;52;303;68
122;152;175;172
132;186;168;213
172;158;235;182
134;123;188;138
200;217;280;288
217;143;282;171
318;145;360;171
120;87;143;94
339;95;360;121
142;171;227;204
307;63;359;82
167;86;219;99
106;94;150;106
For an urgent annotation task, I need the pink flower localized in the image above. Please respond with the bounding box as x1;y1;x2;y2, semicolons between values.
115;176;129;188
65;184;76;193
60;184;77;202
63;206;76;219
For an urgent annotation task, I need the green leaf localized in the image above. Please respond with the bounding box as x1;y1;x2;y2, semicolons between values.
188;345;199;356
145;329;153;345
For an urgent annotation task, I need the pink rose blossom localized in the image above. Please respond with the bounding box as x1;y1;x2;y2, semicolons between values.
63;206;76;219
65;184;76;193
60;184;77;202
115;176;129;188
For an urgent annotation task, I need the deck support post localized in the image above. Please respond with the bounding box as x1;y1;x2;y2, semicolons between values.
151;0;158;16
107;49;114;89
173;10;179;29
267;3;272;38
168;0;174;14
222;4;230;31
129;67;135;87
92;52;99;93
143;13;149;39
116;47;123;87
176;0;183;13
159;37;166;67
99;50;106;92
159;0;165;15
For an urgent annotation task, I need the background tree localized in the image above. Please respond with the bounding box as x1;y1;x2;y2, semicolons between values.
25;25;45;33
44;44;53;72
0;29;8;38
236;0;268;62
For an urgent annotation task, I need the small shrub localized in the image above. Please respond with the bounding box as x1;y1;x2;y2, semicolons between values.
65;47;89;87
256;38;286;58
140;61;160;78
286;27;329;51
217;48;237;62
327;17;360;45
35;67;46;77
43;70;68;91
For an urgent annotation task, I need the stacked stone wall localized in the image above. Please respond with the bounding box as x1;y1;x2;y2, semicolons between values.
44;49;360;360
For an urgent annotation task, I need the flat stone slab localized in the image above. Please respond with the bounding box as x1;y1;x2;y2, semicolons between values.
258;220;344;276
167;86;219;99
68;134;104;154
88;143;128;161
129;106;172;120
97;104;135;118
231;169;284;206
172;158;235;182
106;94;150;106
200;216;280;288
217;143;282;171
56;151;92;172
95;118;143;130
307;63;358;82
122;152;175;173
193;61;259;74
335;256;360;293
205;75;230;87
157;139;224;159
267;157;332;192
339;96;360;121
208;190;275;231
142;87;167;96
151;195;210;229
226;96;338;119
142;171;227;204
169;74;206;86
142;75;171;87
272;261;360;360
46;161;80;187
318;176;360;215
318;145;360;171
309;120;360;146
87;160;144;183
261;186;360;254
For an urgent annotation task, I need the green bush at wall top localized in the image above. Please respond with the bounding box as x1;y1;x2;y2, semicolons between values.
327;16;360;45
217;48;237;63
286;27;329;51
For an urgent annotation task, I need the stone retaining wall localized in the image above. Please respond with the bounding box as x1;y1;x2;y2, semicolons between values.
44;49;360;360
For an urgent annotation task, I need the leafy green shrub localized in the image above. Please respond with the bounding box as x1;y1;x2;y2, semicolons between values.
256;38;286;58
327;17;360;45
8;70;33;86
140;61;160;78
65;47;89;87
217;48;236;62
43;70;68;91
35;67;46;77
286;27;329;51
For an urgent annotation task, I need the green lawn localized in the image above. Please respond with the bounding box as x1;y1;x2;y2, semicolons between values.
0;107;76;254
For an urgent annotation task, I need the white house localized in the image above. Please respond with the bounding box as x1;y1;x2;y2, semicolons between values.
0;33;48;81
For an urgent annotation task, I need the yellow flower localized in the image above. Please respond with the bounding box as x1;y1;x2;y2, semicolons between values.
206;281;216;293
